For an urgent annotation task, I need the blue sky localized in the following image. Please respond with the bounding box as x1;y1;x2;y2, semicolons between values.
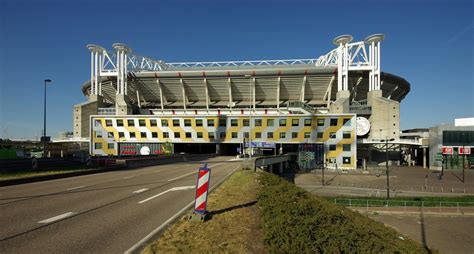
0;0;473;139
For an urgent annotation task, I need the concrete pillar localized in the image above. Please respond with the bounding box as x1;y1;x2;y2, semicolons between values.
423;147;427;169
279;162;283;174
60;149;64;158
269;164;273;173
215;143;221;155
363;157;367;170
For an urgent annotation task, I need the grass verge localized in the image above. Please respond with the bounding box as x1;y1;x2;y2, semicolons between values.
142;170;265;253
0;165;97;180
258;172;428;253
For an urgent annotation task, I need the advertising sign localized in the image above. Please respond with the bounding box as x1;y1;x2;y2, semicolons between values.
442;147;453;155
459;147;471;155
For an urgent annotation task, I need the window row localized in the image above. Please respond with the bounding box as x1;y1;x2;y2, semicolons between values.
101;117;352;128
96;130;352;140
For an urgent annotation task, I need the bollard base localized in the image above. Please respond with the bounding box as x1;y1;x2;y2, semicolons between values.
189;212;208;222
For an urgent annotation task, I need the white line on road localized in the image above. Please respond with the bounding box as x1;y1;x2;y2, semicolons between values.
167;171;196;182
133;188;148;194
122;176;135;179
138;186;195;204
38;212;75;224
66;186;86;191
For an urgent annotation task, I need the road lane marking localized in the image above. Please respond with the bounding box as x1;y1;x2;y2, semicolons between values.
167;171;196;182
38;212;75;224
66;186;86;191
122;176;135;179
133;188;148;194
138;186;195;204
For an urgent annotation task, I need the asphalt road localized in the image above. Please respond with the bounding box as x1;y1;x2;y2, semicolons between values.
0;155;239;254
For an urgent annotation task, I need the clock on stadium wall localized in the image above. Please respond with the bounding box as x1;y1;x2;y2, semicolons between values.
356;117;371;136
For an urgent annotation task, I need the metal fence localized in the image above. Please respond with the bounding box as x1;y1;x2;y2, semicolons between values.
334;198;474;213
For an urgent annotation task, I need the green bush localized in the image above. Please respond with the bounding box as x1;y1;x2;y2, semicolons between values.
257;172;427;253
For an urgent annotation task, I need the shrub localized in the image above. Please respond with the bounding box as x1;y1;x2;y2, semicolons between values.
257;172;427;253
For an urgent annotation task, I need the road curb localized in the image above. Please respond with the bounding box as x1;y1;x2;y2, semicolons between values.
125;164;241;254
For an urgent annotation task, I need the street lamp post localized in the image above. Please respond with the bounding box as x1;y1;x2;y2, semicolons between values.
43;79;52;158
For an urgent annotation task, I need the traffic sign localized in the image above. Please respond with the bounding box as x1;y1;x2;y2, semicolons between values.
442;147;453;155
459;147;471;155
194;163;211;215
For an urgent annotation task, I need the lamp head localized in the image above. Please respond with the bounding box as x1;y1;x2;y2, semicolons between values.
44;79;52;83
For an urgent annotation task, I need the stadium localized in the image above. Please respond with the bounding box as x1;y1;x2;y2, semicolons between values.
74;34;411;170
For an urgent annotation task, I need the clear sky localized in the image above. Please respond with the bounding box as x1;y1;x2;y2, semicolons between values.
0;0;473;139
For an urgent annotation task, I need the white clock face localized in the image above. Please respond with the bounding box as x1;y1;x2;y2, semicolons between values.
140;146;151;155
356;117;371;136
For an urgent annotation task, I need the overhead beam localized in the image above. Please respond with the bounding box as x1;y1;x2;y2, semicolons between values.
180;78;187;111
324;75;335;108
157;79;165;111
228;77;233;110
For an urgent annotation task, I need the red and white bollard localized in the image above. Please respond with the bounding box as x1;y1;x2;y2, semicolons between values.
191;163;211;221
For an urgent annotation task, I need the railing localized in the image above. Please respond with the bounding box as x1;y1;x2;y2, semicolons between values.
334;198;474;213
287;101;315;113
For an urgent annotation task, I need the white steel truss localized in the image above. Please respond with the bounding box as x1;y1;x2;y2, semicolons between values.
87;34;384;97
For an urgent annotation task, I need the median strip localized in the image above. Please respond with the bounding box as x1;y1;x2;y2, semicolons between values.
38;212;75;224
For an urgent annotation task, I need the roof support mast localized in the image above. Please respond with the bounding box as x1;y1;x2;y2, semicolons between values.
365;34;384;91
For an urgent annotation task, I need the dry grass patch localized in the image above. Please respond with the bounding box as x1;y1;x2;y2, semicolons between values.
143;170;265;254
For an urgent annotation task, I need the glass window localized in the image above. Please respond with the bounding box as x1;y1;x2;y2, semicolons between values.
219;118;226;127
152;132;158;138
343;132;351;139
95;131;102;138
173;119;180;127
255;132;261;139
107;143;114;149
304;119;312;126
150;119;157;127
343;118;351;125
330;132;336;139
330;118;338;126
94;143;102;149
107;132;114;138
139;119;146;127
208;132;215;139
186;132;192;138
130;132;136;138
329;144;336;151
117;119;124;126
118;132;124;138
127;119;135;126
267;132;274;138
243;119;250;127
105;119;113;126
184;119;192;127
304;132;311;138
317;119;325;126
163;132;169;138
343;144;351;151
174;132;181;138
244;132;249;139
231;119;238;127
267;119;274;126
343;157;351;164
219;132;226;139
279;119;287;127
279;132;286;139
196;119;203;127
161;119;169;127
292;119;299;126
255;119;262;126
140;132;147;138
292;132;298;138
207;119;215;127
317;132;323;139
232;132;238;138
197;132;203;138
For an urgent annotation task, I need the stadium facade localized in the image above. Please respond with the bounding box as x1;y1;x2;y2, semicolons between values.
74;34;411;169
